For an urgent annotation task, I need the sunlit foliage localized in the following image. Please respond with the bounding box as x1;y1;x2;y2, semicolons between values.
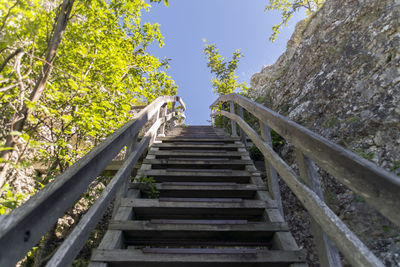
266;0;324;41
0;0;176;183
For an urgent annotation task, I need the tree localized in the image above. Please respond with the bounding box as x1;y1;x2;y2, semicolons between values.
0;0;177;190
266;0;324;41
203;43;249;97
203;42;249;128
0;0;75;187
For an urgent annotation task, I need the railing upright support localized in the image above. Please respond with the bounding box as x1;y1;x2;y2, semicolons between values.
159;104;168;137
295;149;342;267
112;133;138;217
229;101;238;137
170;101;176;130
259;120;283;215
237;106;247;146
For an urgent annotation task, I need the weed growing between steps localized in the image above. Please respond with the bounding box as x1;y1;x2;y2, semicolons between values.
135;175;159;199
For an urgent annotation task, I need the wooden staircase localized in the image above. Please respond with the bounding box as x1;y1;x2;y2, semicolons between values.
89;126;306;266
2;95;396;267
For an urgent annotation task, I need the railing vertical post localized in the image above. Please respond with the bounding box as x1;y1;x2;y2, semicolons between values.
112;133;138;217
159;104;168;137
229;100;238;137
295;149;342;267
259;120;283;215
170;100;176;130
237;106;247;146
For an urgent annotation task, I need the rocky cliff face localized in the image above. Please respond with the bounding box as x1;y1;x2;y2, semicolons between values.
250;0;400;265
251;0;399;172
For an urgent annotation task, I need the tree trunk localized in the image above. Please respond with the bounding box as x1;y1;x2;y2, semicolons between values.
0;0;75;188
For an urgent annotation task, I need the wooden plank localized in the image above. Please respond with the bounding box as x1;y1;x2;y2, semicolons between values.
230;100;238;137
158;104;168;137
110;220;288;231
158;197;243;203
142;248;257;254
144;158;250;170
91;249;306;265
260;120;283;215
89;207;133;267
171;142;226;145
128;240;272;247
177;96;186;111
141;171;250;184
121;198;273;209
215;110;384;267
149;150;247;158
211;93;400;227
45;137;151;267
87;262;107;267
149;219;248;225
157;138;239;142
168;100;176;132
112;133;138;217
147;184;261;199
153;143;243;149
0;95;179;266
238;105;247;146
156;183;265;190
296;150;341;267
163;157;230;161
155;149;229;153
121;198;272;221
159;182;238;186
109;221;286;247
145;169;249;177
165;169;232;173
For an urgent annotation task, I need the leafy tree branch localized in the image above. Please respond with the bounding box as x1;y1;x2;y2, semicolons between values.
266;0;324;41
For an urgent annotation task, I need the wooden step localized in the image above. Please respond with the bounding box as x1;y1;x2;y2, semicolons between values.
169;142;226;145
142;170;251;184
156;149;230;153
150;150;246;159
158;197;243;203
144;169;250;177
109;220;288;246
90;126;305;267
121;198;275;221
157;138;240;143
165;169;233;173
91;248;306;267
164;157;231;161
130;183;266;199
160;182;239;186
149;219;249;225
141;248;259;254
144;159;251;170
153;143;243;151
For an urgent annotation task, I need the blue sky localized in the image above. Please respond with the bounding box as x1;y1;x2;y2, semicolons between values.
142;0;305;125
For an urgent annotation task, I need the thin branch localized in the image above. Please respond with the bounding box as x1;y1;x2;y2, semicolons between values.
14;49;25;109
24;53;94;90
83;47;98;79
0;0;20;33
0;83;18;92
0;47;23;72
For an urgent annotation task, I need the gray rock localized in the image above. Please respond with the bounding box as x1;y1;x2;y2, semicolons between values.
250;0;400;264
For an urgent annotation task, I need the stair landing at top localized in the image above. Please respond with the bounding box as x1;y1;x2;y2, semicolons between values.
162;126;233;140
